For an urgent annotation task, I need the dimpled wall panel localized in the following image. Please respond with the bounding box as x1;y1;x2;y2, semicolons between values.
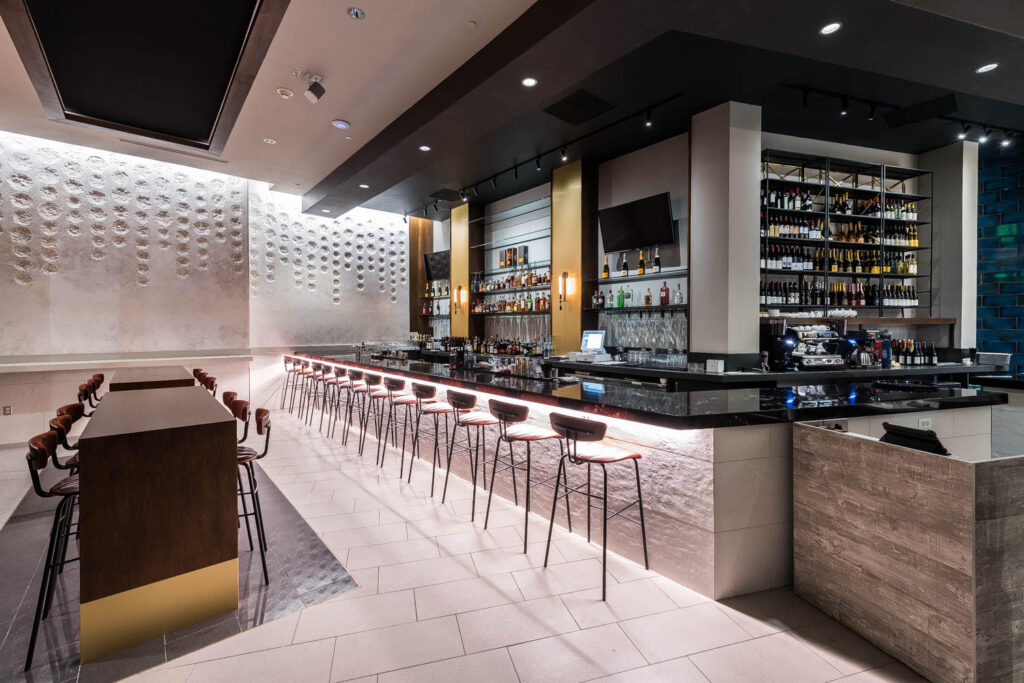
0;131;249;355
248;182;409;347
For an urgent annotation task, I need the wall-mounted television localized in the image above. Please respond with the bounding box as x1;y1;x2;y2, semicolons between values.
598;192;675;253
423;250;450;281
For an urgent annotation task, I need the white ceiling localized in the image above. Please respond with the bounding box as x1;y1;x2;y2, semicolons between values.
0;0;535;195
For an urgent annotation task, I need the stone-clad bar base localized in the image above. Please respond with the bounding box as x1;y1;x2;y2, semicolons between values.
80;559;239;662
793;423;1024;683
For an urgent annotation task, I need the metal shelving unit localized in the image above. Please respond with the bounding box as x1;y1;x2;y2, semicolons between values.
760;149;933;318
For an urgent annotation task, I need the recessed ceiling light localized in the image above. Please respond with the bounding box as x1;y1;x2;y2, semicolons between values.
418;145;431;152
465;20;477;29
819;22;842;35
976;63;998;73
331;119;351;129
263;138;276;145
521;77;538;87
345;135;353;140
276;87;293;99
321;209;331;213
358;184;369;189
347;7;365;20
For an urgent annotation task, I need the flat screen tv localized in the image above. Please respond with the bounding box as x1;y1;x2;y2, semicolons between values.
599;192;675;253
423;250;450;281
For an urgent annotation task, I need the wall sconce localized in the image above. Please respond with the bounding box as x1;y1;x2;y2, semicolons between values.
558;271;574;310
455;284;466;312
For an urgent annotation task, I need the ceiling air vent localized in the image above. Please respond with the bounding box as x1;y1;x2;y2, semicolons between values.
544;89;615;125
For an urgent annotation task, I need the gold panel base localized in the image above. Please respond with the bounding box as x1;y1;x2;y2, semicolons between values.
80;559;238;663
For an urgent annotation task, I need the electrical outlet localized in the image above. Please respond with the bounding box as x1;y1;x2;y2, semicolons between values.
2;406;11;416
918;417;933;429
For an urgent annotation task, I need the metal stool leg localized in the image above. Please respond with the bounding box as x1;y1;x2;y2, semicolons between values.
238;469;253;551
544;455;567;567
635;458;650;569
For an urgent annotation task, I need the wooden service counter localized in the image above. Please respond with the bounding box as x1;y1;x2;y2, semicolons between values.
108;365;196;391
794;423;1024;683
77;385;237;661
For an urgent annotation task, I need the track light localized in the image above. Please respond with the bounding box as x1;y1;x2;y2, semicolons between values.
424;204;430;216
403;213;408;224
490;177;497;189
868;104;877;121
839;97;849;117
980;128;991;143
560;146;568;162
458;189;466;201
535;157;541;171
957;123;970;140
472;185;479;197
1002;132;1014;147
644;110;652;127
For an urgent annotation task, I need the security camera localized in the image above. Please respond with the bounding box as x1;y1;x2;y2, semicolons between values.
305;81;326;103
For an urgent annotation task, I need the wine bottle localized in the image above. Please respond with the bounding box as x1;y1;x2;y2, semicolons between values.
620;252;629;277
637;249;646;275
652;246;661;273
659;282;669;306
602;255;610;279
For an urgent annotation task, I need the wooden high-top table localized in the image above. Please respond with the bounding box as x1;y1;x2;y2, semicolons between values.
77;385;237;661
108;365;195;391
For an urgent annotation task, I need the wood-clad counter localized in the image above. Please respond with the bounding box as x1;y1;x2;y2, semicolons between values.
77;385;237;661
794;423;1024;683
108;365;196;391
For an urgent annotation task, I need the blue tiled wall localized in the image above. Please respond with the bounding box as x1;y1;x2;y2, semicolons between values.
978;148;1024;374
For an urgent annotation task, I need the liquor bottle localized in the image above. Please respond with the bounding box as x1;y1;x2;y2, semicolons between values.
659;282;669;306
592;290;599;308
616;286;625;308
444;281;450;296
644;288;653;306
673;283;684;305
499;250;506;268
652;246;661;273
637;249;646;275
597;289;605;308
930;342;938;365
602;255;610;279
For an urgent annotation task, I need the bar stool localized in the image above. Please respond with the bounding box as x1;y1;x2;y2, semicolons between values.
340;369;366;445
280;356;300;409
376;377;411;469
23;432;80;671
325;366;350;438
287;359;309;414
395;382;439;483
47;415;80;472
192;368;204;379
90;373;104;402
483;399;569;553
223;390;238;407
441;390;498;521
418;389;455;495
202;374;218;395
543;413;649;600
229;399;271;585
316;364;341;432
354;373;384;457
75;385;96;415
297;361;325;422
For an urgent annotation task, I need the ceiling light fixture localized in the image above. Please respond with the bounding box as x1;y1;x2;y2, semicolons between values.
839;97;849;117
331;119;351;129
980;128;992;143
418;145;431;152
358;184;369;189
491;177;497;189
347;7;365;20
867;104;877;121
472;185;479;197
957;123;970;140
514;165;519;180
263;138;276;145
521;77;538;88
1002;132;1014;147
560;146;568;162
535;157;541;171
819;21;842;35
458;190;467;201
976;63;998;73
403;213;408;224
321;209;330;213
644;110;652;127
276;87;293;99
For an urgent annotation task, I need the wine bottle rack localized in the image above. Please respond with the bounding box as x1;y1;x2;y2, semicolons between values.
760;149;933;318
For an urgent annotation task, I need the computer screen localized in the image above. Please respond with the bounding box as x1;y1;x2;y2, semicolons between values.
581;330;605;352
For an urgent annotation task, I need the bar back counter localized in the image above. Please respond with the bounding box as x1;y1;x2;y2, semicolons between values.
794;423;1024;683
304;354;1007;603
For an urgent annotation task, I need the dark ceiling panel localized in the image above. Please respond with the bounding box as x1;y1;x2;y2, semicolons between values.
1;0;287;152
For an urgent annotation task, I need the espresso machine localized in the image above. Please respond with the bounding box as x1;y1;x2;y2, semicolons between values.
764;320;856;371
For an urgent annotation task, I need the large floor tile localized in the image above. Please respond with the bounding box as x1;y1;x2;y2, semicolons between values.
508;623;648;683
716;588;829;637
512;558;608;599
346;537;440;569
790;619;893;676
588;657;708;683
292;589;417;642
377;554;478;592
839;662;928;682
435;525;522;555
471;541;567;576
377;648;518;683
329;616;464;681
689;631;842;682
619;602;750;662
456;595;579;653
414;573;523;619
560;578;677;629
188;638;334;683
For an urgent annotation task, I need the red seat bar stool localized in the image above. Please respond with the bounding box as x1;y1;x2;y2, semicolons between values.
355;373;385;457
315;363;341;432
229;398;271;585
23;432;80;671
484;399;571;553
397;382;440;483
90;373;104;402
339;369;366;445
47;414;81;473
441;390;498;521
297;361;325;423
202;374;218;396
280;356;301;409
75;385;96;415
375;377;411;469
288;359;313;414
543;412;650;601
222;390;238;407
325;366;350;438
418;387;455;496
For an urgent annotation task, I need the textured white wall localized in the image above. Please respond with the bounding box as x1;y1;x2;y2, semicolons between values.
0;131;250;355
0;131;411;357
248;183;409;347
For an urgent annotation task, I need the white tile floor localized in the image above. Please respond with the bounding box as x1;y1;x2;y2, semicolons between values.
0;405;930;683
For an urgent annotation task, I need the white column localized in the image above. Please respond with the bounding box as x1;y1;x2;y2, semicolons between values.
919;141;978;347
688;102;762;358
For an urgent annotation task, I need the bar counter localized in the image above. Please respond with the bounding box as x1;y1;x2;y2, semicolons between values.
294;353;1007;600
332;356;1006;430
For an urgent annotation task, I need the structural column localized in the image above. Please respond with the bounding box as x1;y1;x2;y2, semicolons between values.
688;101;761;368
407;216;434;334
550;160;598;355
449;202;482;338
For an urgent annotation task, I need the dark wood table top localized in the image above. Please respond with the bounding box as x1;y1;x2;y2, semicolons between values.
81;385;234;440
109;365;196;391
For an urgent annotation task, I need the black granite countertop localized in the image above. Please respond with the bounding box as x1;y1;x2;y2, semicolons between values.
545;359;998;388
326;355;1008;430
974;375;1024;391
